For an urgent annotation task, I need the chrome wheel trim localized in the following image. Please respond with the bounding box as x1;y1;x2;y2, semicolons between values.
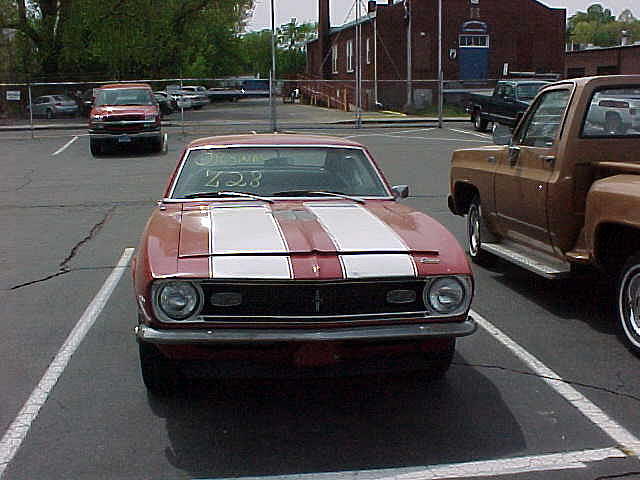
619;265;640;349
468;204;481;257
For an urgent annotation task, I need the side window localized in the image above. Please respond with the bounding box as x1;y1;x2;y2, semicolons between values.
515;89;570;148
582;86;640;137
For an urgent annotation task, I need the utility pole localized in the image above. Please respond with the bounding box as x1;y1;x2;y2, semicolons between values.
270;0;278;132
438;0;443;128
404;0;412;111
356;0;362;128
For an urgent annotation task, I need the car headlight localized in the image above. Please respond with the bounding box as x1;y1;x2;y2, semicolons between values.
91;114;103;121
424;276;471;315
154;281;202;321
145;112;158;121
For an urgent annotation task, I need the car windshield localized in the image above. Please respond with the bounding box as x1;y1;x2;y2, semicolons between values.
94;88;154;106
516;83;547;100
171;147;389;199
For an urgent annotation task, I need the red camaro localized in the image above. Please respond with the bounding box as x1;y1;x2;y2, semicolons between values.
132;134;476;395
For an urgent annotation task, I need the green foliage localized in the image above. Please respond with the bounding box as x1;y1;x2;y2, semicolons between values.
568;3;639;47
1;0;255;80
238;19;316;78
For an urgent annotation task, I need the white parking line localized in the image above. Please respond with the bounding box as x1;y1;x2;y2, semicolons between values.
196;447;627;480
52;135;79;156
449;128;491;139
471;308;640;456
0;248;135;479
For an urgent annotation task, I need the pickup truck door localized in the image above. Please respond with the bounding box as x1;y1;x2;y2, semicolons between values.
494;87;572;252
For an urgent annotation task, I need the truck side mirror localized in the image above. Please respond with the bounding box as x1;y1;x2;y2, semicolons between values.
492;123;512;145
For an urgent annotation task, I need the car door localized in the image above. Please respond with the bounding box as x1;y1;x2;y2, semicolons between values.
493;87;572;253
31;97;45;116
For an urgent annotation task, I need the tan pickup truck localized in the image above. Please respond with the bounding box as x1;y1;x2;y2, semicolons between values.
449;75;640;354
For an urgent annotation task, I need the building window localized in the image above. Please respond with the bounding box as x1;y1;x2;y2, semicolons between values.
346;40;354;73
366;37;371;65
332;44;338;73
566;67;585;78
459;34;489;48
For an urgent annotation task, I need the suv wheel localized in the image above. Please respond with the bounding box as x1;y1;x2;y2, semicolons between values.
618;253;640;356
90;138;103;156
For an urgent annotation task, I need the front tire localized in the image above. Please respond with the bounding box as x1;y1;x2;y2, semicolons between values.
467;195;497;266
90;138;103;156
139;342;181;396
473;111;488;132
618;253;640;356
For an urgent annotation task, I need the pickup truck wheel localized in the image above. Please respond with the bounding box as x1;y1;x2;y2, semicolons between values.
139;342;181;396
467;196;497;266
618;253;640;355
473;112;488;132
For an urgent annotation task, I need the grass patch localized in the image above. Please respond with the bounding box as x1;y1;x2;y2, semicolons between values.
412;104;468;117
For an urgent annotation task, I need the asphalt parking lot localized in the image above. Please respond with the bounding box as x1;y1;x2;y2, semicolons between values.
1;102;639;480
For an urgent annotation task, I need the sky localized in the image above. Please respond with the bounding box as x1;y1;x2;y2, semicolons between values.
247;0;638;31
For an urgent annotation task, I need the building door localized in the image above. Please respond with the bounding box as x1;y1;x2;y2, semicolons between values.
458;21;489;80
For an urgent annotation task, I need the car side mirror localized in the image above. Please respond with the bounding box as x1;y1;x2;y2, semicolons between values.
392;185;409;199
492;123;512;145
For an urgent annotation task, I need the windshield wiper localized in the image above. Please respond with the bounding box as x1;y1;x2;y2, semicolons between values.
271;190;365;204
182;191;273;203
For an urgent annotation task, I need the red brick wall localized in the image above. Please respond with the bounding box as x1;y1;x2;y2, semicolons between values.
566;45;640;77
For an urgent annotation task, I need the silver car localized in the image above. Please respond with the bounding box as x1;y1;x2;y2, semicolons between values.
30;95;79;118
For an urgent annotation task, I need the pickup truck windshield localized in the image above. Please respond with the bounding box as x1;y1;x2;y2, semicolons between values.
94;88;154;106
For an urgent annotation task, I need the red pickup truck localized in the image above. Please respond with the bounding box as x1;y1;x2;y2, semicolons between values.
88;83;163;155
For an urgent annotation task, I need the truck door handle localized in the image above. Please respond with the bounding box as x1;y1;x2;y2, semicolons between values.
488;156;496;163
542;155;556;166
509;146;520;167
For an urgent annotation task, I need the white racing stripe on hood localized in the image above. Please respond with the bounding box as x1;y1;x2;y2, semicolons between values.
306;203;408;252
340;254;416;278
208;205;291;279
307;203;416;278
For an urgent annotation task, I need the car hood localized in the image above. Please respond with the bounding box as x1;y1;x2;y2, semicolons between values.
140;200;470;280
91;105;157;116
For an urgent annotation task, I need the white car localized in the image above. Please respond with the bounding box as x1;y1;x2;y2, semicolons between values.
585;88;640;135
180;86;209;109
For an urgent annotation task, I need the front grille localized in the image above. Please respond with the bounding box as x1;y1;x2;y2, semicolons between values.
104;114;144;122
199;280;426;321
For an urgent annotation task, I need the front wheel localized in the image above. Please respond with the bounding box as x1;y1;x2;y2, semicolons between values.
90;138;103;156
618;253;640;356
473;111;488;132
139;342;181;396
467;196;497;266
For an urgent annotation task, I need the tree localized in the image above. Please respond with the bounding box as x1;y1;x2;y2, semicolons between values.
0;0;255;80
568;3;639;47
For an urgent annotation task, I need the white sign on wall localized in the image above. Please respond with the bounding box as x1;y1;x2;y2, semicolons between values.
6;90;21;101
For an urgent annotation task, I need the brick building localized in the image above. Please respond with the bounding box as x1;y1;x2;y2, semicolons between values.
306;0;565;110
566;44;640;78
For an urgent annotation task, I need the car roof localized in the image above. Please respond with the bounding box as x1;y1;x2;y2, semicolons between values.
186;134;366;149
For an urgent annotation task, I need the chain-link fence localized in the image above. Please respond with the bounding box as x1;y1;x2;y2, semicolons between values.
0;76;500;137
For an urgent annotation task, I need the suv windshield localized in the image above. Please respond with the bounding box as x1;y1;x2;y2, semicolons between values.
171;147;389;199
94;88;154;106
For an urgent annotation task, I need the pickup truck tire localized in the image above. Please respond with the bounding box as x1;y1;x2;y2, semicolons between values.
467;196;497;266
139;341;182;396
473;112;489;132
618;253;640;355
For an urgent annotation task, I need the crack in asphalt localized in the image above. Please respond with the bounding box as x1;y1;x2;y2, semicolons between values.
8;207;116;291
456;361;640;403
15;169;36;191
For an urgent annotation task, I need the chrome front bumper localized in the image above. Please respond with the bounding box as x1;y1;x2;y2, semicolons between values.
135;316;477;344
